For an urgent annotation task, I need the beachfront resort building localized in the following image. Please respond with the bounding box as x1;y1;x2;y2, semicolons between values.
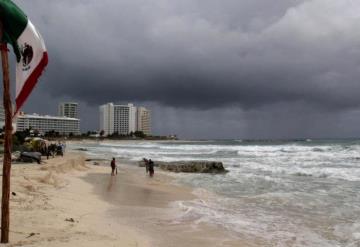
99;103;137;136
99;103;151;136
16;113;80;136
58;102;78;119
99;103;114;136
137;107;151;136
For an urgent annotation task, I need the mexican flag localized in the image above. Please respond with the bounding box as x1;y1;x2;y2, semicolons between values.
0;0;48;115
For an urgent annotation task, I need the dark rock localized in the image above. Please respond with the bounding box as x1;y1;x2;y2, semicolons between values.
19;152;42;164
139;160;228;173
26;233;38;238
86;158;108;162
65;218;75;223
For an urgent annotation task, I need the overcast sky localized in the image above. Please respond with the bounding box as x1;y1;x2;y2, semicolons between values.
5;0;360;139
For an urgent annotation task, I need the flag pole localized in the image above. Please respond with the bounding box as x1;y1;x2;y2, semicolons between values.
0;20;13;243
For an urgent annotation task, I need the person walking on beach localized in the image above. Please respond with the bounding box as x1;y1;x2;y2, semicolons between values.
61;142;66;154
148;159;154;177
110;158;117;176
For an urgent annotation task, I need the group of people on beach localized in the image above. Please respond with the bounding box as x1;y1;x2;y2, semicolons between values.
110;157;155;177
143;158;155;177
39;140;66;159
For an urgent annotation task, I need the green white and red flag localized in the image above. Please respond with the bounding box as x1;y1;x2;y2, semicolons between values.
0;0;48;115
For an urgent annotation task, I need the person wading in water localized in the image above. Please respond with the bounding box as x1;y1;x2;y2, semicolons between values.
110;158;117;176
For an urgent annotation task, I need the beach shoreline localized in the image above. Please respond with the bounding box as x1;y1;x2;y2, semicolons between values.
2;150;244;246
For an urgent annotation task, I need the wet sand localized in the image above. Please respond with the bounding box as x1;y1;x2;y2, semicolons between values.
84;162;247;247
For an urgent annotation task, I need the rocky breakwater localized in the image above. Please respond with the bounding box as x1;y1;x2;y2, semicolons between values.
138;160;228;173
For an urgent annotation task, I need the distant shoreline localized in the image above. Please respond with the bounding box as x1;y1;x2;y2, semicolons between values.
47;136;178;142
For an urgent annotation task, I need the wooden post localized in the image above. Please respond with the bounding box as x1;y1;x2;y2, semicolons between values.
0;20;13;243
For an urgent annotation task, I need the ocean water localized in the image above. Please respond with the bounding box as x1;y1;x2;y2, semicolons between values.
70;139;360;246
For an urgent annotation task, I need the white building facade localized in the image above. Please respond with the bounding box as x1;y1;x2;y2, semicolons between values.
99;103;137;136
99;103;150;136
16;114;80;135
59;102;78;119
136;107;151;136
99;103;114;136
113;103;137;135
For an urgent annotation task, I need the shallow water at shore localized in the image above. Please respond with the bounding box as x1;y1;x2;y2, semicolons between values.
71;139;360;246
82;165;244;246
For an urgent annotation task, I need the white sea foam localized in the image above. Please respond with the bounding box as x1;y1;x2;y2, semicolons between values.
69;140;360;246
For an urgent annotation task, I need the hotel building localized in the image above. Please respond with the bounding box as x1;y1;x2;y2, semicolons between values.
58;102;78;119
99;103;114;136
99;103;151;136
136;107;151;136
16;113;80;136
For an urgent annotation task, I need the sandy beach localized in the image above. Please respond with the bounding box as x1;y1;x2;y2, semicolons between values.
0;151;245;247
2;153;151;246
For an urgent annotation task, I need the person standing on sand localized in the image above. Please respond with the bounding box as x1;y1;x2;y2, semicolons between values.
148;159;154;177
61;142;66;154
111;158;116;176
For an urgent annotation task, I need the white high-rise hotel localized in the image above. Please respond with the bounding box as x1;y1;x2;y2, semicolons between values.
59;102;78;119
137;107;151;136
99;103;151;136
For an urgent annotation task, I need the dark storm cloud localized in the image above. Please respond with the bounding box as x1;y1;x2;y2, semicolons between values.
15;0;360;110
8;0;360;138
